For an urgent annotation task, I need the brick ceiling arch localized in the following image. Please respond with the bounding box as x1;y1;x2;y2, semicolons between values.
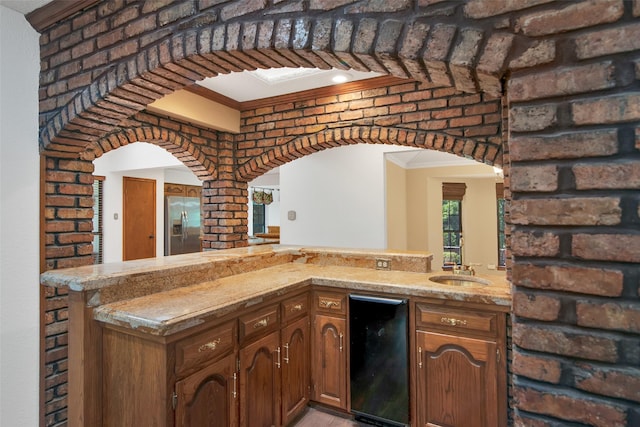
236;125;502;182
82;113;218;181
38;12;519;155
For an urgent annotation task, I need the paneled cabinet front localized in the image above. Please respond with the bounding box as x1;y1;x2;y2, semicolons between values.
414;303;507;427
175;353;239;427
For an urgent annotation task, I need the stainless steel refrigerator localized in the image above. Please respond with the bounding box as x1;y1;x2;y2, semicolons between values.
164;195;201;255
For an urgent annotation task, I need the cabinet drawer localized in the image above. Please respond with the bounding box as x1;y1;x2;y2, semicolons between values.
416;304;498;337
175;320;236;375
282;293;309;324
314;291;347;316
239;304;280;344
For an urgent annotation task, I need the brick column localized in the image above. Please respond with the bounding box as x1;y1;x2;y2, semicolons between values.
201;179;249;249
43;156;95;426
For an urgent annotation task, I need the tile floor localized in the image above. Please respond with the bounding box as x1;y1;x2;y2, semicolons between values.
292;407;360;426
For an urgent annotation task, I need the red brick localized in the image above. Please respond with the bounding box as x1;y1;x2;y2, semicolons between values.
513;291;561;321
573;234;640;263
516;0;624;37
510;197;621;226
573;161;640;190
576;22;640;59
509;104;557;132
577;301;640;333
512;352;562;383
514;386;628;427
572;93;640;125
510;165;558;192
513;323;619;362
509;39;555;70
574;362;640;403
509;130;619;161
511;230;559;257
512;263;624;297
464;0;553;19
509;62;615;101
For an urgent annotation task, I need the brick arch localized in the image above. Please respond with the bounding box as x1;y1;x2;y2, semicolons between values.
237;125;501;182
40;17;518;154
83;126;218;181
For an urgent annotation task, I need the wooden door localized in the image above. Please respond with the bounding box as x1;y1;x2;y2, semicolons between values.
123;176;156;261
175;353;239;427
312;314;347;410
281;316;310;425
239;332;281;427
415;331;498;427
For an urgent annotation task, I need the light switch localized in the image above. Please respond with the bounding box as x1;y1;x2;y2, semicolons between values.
113;213;118;220
287;210;296;221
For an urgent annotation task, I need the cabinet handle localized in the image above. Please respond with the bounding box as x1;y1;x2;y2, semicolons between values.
197;338;221;352
283;343;290;364
440;316;467;327
339;333;344;352
418;347;423;369
320;299;340;309
290;303;303;312
232;372;237;399
253;317;269;329
276;346;281;368
497;348;501;363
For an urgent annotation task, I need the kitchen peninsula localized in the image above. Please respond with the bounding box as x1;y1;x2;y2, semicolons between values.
41;245;511;427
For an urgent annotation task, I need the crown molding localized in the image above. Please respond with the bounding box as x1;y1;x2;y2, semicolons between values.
239;76;411;111
26;0;99;32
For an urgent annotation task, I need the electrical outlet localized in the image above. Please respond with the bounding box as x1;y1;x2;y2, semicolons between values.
375;258;391;270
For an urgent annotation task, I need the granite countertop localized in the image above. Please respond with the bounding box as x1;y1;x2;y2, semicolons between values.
41;245;509;338
94;263;510;337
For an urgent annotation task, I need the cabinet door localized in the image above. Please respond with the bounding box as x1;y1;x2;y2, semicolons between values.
175;353;239;427
281;316;310;425
239;331;281;427
415;331;499;427
312;314;347;409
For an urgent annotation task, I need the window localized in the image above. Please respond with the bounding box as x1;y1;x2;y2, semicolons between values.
252;203;265;234
92;176;104;264
442;183;466;268
496;183;506;268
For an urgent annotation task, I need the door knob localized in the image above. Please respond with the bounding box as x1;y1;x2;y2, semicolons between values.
149;235;154;239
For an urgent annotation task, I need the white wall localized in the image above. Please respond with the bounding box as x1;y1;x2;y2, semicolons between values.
0;6;40;426
93;142;201;262
279;144;397;249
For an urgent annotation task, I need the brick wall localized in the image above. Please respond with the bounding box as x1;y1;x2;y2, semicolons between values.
35;1;640;426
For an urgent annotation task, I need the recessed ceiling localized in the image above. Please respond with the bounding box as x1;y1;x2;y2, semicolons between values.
197;68;383;102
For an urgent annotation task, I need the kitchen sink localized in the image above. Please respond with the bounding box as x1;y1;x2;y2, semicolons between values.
429;275;490;287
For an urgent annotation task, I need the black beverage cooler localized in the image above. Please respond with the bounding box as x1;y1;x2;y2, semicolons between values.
349;295;409;427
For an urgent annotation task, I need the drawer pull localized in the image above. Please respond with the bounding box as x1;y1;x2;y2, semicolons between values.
320;299;340;309
253;317;269;329
198;338;221;352
440;316;468;327
290;303;303;312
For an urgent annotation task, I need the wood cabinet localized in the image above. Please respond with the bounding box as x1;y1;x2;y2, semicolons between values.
240;330;281;427
165;182;202;198
414;303;507;427
97;286;507;427
312;290;348;410
175;353;239;427
280;296;311;426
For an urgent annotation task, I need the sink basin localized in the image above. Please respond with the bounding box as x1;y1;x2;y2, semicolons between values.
429;275;490;287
